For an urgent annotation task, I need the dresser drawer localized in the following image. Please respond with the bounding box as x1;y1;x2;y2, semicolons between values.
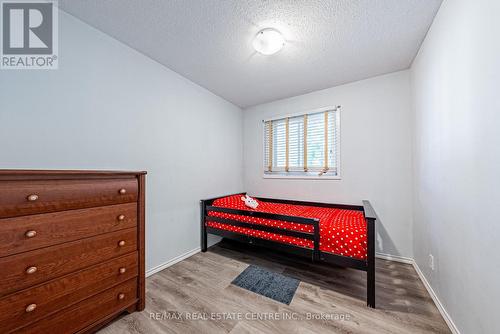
0;178;138;219
0;252;138;333
13;278;138;334
0;228;137;296
0;203;137;257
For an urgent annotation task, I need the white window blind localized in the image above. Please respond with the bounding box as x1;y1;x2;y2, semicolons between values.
264;108;340;177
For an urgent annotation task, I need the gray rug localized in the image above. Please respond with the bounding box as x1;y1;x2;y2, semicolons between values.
231;265;300;305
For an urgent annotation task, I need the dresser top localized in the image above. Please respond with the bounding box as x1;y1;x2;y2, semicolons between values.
0;169;147;180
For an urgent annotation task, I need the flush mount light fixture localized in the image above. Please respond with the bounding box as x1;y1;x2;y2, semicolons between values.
252;28;285;55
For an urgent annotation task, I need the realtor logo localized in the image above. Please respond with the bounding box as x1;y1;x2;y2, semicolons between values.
1;0;58;69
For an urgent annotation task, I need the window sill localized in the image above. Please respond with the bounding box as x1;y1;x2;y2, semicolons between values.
262;173;342;180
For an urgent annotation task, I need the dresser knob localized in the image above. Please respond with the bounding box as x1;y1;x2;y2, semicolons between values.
25;230;37;238
118;293;125;300
119;267;126;274
26;266;38;275
119;188;127;195
118;240;126;247
25;304;37;313
27;194;39;202
117;214;125;221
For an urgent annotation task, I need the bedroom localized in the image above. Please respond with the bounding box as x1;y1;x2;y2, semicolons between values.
0;1;498;333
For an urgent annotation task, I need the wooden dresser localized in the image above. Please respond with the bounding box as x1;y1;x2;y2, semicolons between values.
0;170;146;334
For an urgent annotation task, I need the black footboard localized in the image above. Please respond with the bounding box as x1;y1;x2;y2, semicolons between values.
200;193;377;308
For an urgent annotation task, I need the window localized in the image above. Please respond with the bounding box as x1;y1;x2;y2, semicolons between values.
264;107;340;178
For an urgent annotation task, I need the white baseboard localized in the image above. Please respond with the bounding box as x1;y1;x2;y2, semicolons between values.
412;261;460;334
369;252;459;333
375;252;413;264
146;247;200;277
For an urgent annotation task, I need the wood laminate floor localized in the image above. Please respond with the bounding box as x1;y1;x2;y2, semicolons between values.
99;240;451;334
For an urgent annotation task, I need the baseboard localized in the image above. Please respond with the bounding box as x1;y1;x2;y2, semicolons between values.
375;252;413;264
146;247;200;277
375;252;459;334
411;261;460;334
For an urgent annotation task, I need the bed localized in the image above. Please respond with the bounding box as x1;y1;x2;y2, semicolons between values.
200;193;378;308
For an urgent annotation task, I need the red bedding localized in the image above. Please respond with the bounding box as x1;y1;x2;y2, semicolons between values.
207;195;367;260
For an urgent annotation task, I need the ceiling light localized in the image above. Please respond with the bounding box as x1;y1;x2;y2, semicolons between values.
252;28;285;55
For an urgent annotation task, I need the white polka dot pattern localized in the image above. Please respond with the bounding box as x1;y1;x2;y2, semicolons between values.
207;195;367;260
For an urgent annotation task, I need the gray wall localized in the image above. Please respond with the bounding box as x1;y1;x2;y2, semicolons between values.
0;12;243;272
411;0;500;333
243;71;414;258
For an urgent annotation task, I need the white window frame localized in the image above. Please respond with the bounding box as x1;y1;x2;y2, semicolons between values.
262;106;341;180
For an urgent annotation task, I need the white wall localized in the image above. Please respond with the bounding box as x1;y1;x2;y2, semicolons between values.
411;1;500;333
243;71;414;258
0;12;243;272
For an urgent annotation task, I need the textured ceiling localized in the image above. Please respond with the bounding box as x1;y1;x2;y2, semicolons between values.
59;0;442;108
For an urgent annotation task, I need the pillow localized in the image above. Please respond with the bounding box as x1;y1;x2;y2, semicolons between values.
241;194;259;209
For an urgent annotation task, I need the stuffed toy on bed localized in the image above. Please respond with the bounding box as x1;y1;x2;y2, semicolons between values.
241;194;259;209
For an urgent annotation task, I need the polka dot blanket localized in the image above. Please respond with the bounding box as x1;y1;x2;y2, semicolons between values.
207;194;367;260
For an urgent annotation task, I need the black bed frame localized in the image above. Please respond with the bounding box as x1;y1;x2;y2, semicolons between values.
200;193;377;308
